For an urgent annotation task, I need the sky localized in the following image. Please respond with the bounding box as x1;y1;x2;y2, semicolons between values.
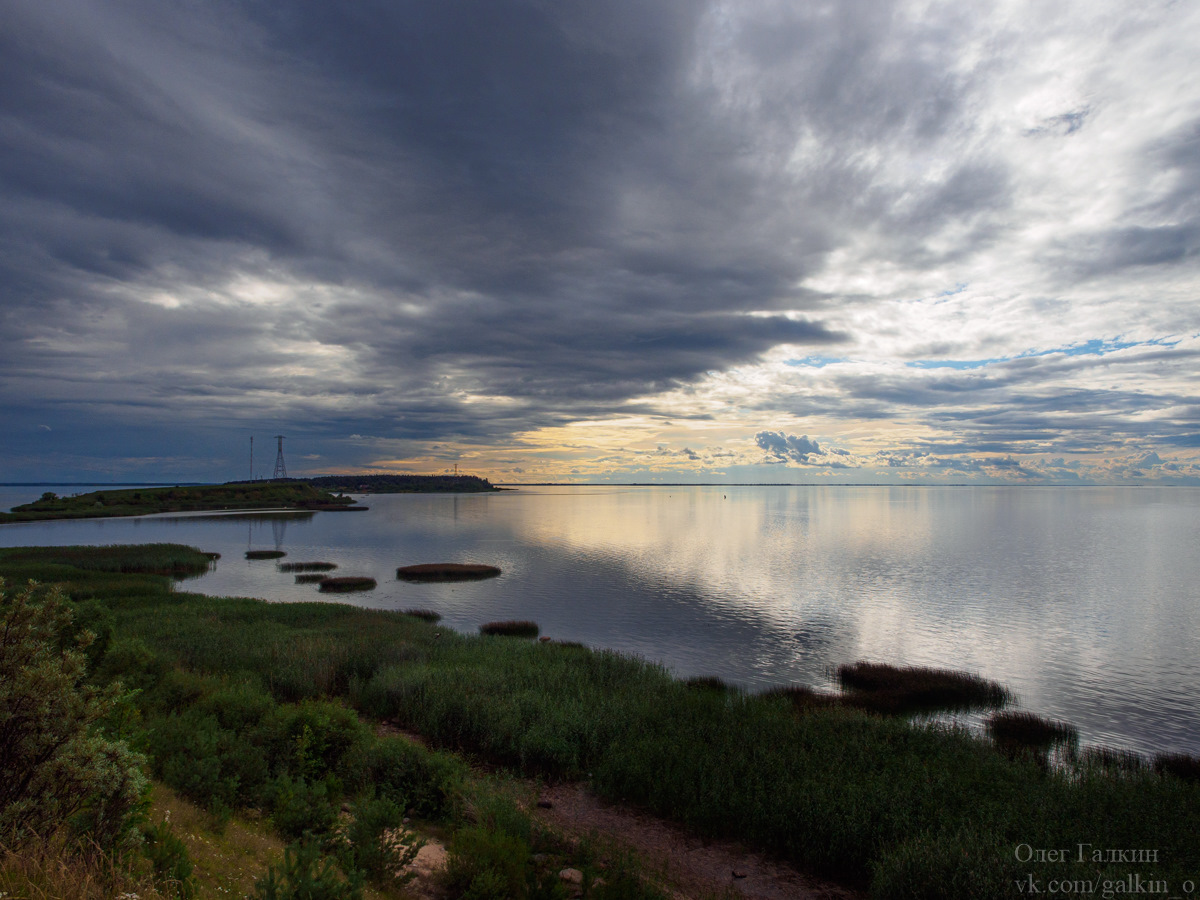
2;0;1199;485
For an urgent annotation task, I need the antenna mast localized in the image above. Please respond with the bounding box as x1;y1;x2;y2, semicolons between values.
272;435;288;480
250;436;254;481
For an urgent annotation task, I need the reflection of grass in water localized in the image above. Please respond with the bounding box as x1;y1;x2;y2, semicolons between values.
278;561;337;572
245;550;286;560
397;563;501;582
479;620;539;638
836;661;1011;714
317;576;377;593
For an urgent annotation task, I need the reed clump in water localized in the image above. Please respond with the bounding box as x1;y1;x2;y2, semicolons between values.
835;661;1011;714
1154;751;1200;782
278;561;337;572
294;573;327;584
397;563;501;582
479;620;539;638
986;711;1078;750
402;609;442;623
317;576;377;593
245;550;286;560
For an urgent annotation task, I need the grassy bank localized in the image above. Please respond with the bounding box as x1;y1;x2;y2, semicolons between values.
0;482;359;522
4;543;1198;899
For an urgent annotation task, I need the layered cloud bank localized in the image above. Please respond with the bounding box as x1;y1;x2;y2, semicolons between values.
2;0;1198;482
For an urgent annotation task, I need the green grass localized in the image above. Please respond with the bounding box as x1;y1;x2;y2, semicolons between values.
401;609;442;623
6;543;1200;899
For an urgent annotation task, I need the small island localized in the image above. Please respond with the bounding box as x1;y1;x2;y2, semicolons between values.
0;481;360;523
397;562;503;582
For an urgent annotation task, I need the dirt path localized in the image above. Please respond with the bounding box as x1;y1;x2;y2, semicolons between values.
380;725;861;900
531;782;863;900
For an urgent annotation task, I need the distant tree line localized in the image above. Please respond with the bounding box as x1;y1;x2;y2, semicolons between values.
303;474;499;493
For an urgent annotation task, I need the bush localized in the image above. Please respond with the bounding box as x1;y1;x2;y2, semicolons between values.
269;775;340;841
255;837;363;900
0;579;146;849
340;796;422;885
143;819;196;898
444;826;531;899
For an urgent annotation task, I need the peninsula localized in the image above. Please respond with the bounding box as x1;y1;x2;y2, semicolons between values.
0;481;358;523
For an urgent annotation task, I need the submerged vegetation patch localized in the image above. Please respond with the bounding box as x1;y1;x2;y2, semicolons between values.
245;550;286;560
294;573;326;584
397;562;502;582
317;576;377;593
278;561;337;572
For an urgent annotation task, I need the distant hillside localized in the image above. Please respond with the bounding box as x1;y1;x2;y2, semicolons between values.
303;474;500;493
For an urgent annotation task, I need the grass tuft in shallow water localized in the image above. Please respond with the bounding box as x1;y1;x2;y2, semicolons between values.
479;620;539;638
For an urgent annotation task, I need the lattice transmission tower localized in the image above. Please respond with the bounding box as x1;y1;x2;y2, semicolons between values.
272;435;288;480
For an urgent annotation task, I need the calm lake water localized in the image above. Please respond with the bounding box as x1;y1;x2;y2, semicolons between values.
2;484;1198;758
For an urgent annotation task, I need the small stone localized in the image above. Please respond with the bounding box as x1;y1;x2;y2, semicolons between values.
539;636;552;642
559;867;584;885
732;869;748;879
537;799;553;809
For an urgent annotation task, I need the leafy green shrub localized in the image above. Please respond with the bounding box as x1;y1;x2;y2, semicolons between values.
255;837;363;900
0;580;147;849
150;710;240;810
345;736;463;820
93;636;168;693
143;819;196;898
262;700;369;783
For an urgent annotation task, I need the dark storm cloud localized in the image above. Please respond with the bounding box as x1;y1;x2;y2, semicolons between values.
2;0;1197;480
0;0;870;476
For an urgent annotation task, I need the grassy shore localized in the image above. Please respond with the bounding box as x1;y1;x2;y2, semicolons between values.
0;482;359;522
3;543;1198;899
